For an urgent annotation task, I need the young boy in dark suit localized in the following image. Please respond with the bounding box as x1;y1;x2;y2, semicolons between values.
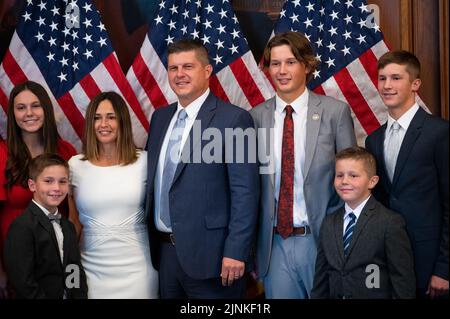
4;154;87;299
311;147;415;299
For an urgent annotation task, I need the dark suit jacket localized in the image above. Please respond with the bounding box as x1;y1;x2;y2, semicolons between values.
311;196;416;299
145;92;259;280
4;201;87;299
366;107;449;290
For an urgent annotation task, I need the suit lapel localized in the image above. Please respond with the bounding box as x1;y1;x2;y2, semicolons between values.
345;197;377;258
333;208;346;262
304;92;323;180
392;108;425;186
148;104;177;182
60;219;71;268
260;98;276;189
376;123;392;191
31;202;62;266
172;92;217;185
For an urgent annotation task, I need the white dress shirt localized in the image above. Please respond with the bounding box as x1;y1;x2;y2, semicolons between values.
33;200;64;264
274;89;309;227
343;195;371;235
383;103;419;165
154;88;210;232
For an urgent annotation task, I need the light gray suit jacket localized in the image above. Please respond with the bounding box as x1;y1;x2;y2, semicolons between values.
250;90;357;278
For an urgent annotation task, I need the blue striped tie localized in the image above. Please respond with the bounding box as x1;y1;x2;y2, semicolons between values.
343;212;356;256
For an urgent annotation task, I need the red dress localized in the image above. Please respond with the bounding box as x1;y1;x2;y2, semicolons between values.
0;139;77;252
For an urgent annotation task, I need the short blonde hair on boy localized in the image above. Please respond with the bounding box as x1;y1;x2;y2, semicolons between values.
335;147;377;177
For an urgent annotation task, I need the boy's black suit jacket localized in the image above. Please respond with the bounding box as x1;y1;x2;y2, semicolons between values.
4;201;87;299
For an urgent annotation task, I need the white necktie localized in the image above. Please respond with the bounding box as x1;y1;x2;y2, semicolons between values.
385;121;401;181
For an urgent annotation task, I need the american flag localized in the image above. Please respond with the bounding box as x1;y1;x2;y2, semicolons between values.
0;0;149;149
272;0;426;145
126;0;273;121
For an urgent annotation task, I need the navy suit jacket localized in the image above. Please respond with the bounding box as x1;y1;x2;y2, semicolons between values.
366;107;449;290
145;92;259;280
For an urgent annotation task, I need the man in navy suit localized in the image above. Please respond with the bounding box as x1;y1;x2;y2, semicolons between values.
145;39;259;298
366;50;449;298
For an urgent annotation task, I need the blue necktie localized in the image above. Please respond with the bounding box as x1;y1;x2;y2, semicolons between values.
343;212;356;256
160;109;188;228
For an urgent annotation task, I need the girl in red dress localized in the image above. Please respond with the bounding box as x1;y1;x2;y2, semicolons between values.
0;81;77;298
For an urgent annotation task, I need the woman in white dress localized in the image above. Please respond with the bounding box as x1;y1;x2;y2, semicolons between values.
68;92;158;298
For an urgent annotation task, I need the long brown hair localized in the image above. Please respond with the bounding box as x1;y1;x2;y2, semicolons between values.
5;81;59;188
82;91;137;165
263;31;318;83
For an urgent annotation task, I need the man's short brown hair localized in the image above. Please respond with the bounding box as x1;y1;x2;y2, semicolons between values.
335;147;377;177
377;50;421;80
167;39;210;65
29;153;69;181
263;31;318;83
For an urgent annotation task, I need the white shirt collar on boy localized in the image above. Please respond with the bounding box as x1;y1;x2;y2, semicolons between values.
32;199;64;264
386;103;419;134
343;195;371;235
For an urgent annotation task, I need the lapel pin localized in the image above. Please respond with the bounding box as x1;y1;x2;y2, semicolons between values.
312;113;320;121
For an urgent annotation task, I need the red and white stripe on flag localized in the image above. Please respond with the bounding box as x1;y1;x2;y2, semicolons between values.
0;33;149;150
269;0;429;146
126;0;274;128
0;0;149;150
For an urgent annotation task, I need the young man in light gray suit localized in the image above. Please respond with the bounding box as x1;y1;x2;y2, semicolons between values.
250;31;357;298
311;147;415;299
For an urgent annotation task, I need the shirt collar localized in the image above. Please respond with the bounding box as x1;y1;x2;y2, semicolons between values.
32;199;59;218
387;103;419;131
275;89;309;115
344;195;371;221
176;88;210;120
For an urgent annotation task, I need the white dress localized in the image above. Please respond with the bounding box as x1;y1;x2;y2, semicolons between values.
69;151;158;299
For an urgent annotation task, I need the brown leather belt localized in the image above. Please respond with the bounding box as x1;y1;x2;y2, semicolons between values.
158;232;175;245
274;225;311;236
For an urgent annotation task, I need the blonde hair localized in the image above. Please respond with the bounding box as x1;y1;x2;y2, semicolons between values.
336;147;377;177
